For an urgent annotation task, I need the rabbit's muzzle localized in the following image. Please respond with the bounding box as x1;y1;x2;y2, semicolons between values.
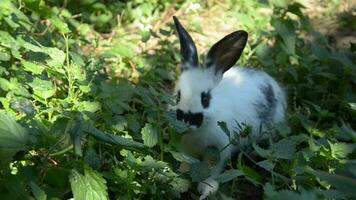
176;109;203;127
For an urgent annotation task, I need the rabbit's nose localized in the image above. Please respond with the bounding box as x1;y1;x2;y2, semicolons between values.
176;109;184;121
176;109;203;128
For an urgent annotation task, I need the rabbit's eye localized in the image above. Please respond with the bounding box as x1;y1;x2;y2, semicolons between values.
201;91;211;108
175;90;181;104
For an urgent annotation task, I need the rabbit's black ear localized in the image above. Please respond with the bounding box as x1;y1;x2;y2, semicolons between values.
204;30;248;74
173;16;199;70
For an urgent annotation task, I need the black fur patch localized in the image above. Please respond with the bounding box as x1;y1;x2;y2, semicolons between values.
176;109;203;127
201;90;211;108
255;83;276;123
176;90;181;104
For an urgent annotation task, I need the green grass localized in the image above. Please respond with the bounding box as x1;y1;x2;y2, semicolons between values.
0;0;355;199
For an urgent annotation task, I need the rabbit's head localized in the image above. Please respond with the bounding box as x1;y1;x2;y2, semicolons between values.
171;16;248;129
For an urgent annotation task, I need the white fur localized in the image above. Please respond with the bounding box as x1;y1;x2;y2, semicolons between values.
172;66;286;199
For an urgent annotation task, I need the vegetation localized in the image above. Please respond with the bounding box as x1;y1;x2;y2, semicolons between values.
0;0;355;199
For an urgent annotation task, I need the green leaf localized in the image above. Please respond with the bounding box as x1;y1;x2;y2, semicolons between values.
78;101;101;113
190;161;210;182
217;121;230;138
139;155;168;171
264;183;317;200
349;103;356;111
170;177;190;193
0;111;29;151
0;111;29;168
170;151;199;164
50;15;70;33
21;60;45;74
70;166;108;200
84;124;146;151
29;78;55;99
0;77;12;91
257;160;275;171
71;119;84;157
329;142;356;159
273;138;296;159
17;38;65;70
29;181;47;200
216;169;244;183
84;149;101;170
141;123;158;148
309;170;356;198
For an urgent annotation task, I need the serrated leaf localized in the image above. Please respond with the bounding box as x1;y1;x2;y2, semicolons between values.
216;169;244;183
70;166;108;200
141;123;158;148
0;111;29;168
190;161;210;182
309;170;356;198
29;181;46;200
0;111;29;151
253;143;271;158
170;151;199;164
29;78;55;99
170;177;190;193
84;149;101;170
218;121;230;138
50;15;70;33
257;160;275;171
273;138;296;159
17;38;65;70
329;142;356;159
78;101;101;113
21;60;45;74
84;124;146;151
139;155;168;171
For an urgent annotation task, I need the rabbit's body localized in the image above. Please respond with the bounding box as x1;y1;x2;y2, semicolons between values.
171;17;286;199
180;67;286;157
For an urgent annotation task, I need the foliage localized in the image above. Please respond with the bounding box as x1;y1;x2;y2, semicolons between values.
0;0;355;199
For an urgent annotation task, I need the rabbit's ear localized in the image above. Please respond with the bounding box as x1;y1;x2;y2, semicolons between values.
173;16;199;70
204;30;248;74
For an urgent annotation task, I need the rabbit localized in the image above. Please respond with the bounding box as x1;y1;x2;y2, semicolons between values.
171;16;287;199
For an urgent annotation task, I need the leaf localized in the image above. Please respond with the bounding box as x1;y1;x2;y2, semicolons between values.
84;149;101;170
78;101;101;113
264;183;317;200
273;138;296;159
217;121;230;138
29;181;47;200
170;151;199;164
329;142;356;159
139;155;168;171
141;123;158;148
274;20;296;55
216;169;244;183
17;38;65;70
29;78;55;99
309;170;356;198
170;177;190;193
21;60;45;74
253;143;271;158
70;166;108;200
50;15;70;33
349;103;356;111
0;111;29;169
257;160;275;171
0;111;29;151
84;124;146;151
190;161;210;182
10;96;35;115
71;119;84;157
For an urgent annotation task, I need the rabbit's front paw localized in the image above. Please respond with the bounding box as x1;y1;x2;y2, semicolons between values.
198;178;219;200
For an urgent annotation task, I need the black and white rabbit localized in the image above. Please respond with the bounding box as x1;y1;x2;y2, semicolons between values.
171;16;287;199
